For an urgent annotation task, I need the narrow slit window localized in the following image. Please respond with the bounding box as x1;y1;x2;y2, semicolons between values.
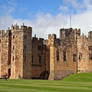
56;51;59;61
73;54;76;62
39;56;41;64
63;51;66;61
89;54;92;60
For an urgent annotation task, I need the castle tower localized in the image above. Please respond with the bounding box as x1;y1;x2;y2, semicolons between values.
10;24;32;79
88;31;92;45
48;34;56;80
0;29;11;78
60;28;80;43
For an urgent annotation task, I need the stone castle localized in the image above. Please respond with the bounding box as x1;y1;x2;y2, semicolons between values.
0;24;92;80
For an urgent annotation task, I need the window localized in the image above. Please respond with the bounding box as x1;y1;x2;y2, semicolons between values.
39;56;41;64
23;45;26;52
79;55;80;60
73;54;76;62
89;54;92;60
13;35;14;39
24;56;26;61
63;51;66;61
0;39;1;43
13;46;14;50
24;35;27;39
8;69;11;78
13;56;14;61
89;46;92;50
38;45;41;50
24;45;26;49
32;56;33;63
79;53;82;61
56;51;59;61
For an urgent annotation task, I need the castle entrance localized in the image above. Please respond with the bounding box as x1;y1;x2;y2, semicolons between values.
8;68;11;78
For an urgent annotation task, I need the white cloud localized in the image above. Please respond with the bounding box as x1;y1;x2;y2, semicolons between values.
61;0;92;13
1;11;92;39
0;16;14;29
71;11;92;35
59;6;69;13
0;0;16;16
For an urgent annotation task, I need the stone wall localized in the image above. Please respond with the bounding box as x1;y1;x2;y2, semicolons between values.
11;24;32;79
23;26;32;79
0;30;10;78
11;25;24;79
32;37;49;79
77;32;92;73
1;25;92;80
48;28;79;80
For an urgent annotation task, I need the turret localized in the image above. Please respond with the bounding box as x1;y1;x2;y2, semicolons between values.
11;24;19;30
88;31;92;41
21;23;27;30
48;34;56;46
48;34;56;80
60;28;81;42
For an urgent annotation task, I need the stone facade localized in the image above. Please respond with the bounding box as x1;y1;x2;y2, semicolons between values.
48;28;80;80
77;32;92;73
48;28;92;80
32;37;49;79
0;24;92;80
0;24;32;79
10;24;32;79
0;30;11;78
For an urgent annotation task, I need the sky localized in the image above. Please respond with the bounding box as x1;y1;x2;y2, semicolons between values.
0;0;92;38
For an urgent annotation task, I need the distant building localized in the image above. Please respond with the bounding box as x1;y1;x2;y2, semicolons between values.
0;24;92;80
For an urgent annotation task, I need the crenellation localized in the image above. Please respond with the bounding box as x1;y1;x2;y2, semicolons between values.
21;25;27;30
48;34;56;40
27;27;32;31
13;24;19;30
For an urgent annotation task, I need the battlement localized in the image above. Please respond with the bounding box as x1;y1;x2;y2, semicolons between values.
32;36;44;43
60;28;80;38
48;34;57;46
48;34;56;40
32;36;44;45
11;24;19;30
38;38;44;43
59;28;81;43
0;29;10;37
75;28;80;36
88;31;92;40
11;23;32;31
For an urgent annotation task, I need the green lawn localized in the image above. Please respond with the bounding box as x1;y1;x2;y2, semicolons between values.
0;73;92;92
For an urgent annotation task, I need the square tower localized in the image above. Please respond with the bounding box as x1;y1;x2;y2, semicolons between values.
0;30;11;78
10;24;32;79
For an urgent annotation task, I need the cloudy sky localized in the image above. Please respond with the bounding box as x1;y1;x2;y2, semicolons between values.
0;0;92;38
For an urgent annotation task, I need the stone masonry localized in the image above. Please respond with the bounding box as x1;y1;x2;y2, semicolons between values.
0;24;92;80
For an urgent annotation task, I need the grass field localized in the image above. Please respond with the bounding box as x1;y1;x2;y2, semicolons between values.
0;73;92;92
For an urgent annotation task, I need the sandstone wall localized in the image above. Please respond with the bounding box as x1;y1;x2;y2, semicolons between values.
32;37;48;79
48;28;79;80
0;30;10;78
11;24;32;79
11;28;23;79
23;26;32;79
77;32;92;73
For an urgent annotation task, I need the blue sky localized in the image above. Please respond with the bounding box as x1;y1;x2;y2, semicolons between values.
0;0;87;19
0;0;61;19
0;0;92;38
